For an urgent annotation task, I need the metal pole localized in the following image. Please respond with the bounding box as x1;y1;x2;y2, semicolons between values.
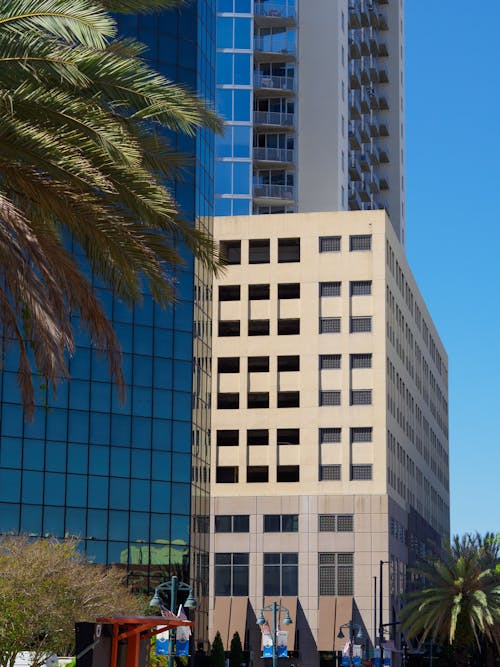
373;576;377;657
379;561;384;650
349;622;354;667
429;642;433;667
272;601;277;667
168;576;178;667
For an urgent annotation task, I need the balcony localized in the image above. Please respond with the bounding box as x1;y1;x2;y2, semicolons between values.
348;187;362;210
254;3;296;26
359;153;371;173
253;147;294;165
254;37;296;61
369;145;381;166
368;117;379;137
253;110;294;129
348;4;362;29
365;173;380;194
349;91;361;120
254;72;295;93
349;70;361;90
360;123;371;143
378;13;389;30
348;126;362;150
349;35;361;60
253;183;295;204
358;181;371;203
379;147;389;163
349;158;362;181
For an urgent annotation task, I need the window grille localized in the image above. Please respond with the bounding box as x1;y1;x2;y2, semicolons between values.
337;515;354;532
319;515;337;531
320;391;341;406
320;317;341;334
320;282;341;297
319;464;341;480
351;353;372;368
351;464;373;480
351;427;373;442
350;234;372;251
320;355;341;369
350;280;372;296
319;427;341;443
319;552;354;595
350;316;372;333
351;390;372;405
319;236;341;252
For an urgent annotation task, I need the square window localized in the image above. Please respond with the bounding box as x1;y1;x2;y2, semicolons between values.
219;285;241;301
249;284;270;300
278;355;300;372
278;238;300;263
218;357;240;373
249;239;270;264
350;234;372;251
351;427;373;442
350;316;372;333
277;428;299;445
320;282;341;297
320;318;341;334
351;390;372;405
350;281;372;296
220;240;241;264
319;428;341;443
319;236;341;252
351;464;373;480
278;283;300;299
247;429;268;445
320;355;341;369
350;354;372;369
319;465;341;481
320;391;341;406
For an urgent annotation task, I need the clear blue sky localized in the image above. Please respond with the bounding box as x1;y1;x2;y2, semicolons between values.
405;1;500;536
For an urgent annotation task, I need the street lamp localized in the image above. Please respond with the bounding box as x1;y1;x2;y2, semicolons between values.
150;575;197;667
337;621;364;667
256;601;293;667
378;560;390;650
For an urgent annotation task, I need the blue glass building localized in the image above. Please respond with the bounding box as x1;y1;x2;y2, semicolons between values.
0;0;215;644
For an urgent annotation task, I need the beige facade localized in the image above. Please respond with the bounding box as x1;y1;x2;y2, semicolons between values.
209;211;449;666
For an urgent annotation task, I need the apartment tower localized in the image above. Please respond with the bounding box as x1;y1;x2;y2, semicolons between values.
209;211;449;666
215;0;406;244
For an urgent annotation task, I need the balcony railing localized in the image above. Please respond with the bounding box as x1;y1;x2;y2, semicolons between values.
254;37;296;55
253;110;294;127
253;147;294;163
253;184;295;200
254;73;295;92
254;3;296;19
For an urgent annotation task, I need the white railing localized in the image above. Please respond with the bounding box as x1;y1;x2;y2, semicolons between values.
253;184;295;200
253;111;294;127
254;73;295;91
254;3;296;19
253;147;294;162
254;37;296;55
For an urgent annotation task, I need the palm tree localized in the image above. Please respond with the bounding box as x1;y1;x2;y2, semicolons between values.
400;534;500;667
0;0;222;417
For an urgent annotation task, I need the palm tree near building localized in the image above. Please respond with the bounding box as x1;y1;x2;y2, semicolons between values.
400;532;500;667
0;0;222;417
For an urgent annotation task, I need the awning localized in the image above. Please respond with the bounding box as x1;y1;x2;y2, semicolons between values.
263;596;298;650
334;597;354;651
317;597;337;651
213;597;248;650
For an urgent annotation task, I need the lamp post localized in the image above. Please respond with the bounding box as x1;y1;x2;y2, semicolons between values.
337;621;364;667
378;560;390;650
150;575;197;667
256;601;293;667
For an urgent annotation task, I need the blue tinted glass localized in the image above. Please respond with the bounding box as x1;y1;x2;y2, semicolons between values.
20;505;42;535
46;442;67;472
110;478;130;509
234;18;251;48
134;326;153;356
45;472;66;506
114;324;133;354
66;474;87;507
216;89;232;119
0;437;22;468
134;296;153;325
233;199;251;215
110;448;130;477
217;16;233;48
111;414;131;447
172;421;191;452
152;419;171;451
233;162;251;194
134;355;153;387
233;125;251;158
154;359;172;390
113;299;133;324
46;409;67;441
68;410;89;443
69;381;90;411
216;161;232;195
171;483;191;515
218;0;233;11
90;382;110;412
235;0;251;11
130;512;150;541
130;479;150;511
90;413;110;445
23;409;45;439
234;54;251;84
173;302;193;331
0;469;20;502
107;541;129;564
67;444;88;474
132;386;152;417
131;450;151;479
65;508;86;537
89;445;109;476
88;509;108;539
22;471;43;504
91;355;111;383
152;451;171;480
216;126;232;157
43;507;64;537
173;361;192;391
0;503;19;532
86;541;107;563
2;404;23;437
88;476;109;508
150;514;170;543
172;392;191;422
108;511;129;540
233;89;251;121
171;514;190;544
215;198;232;216
172;454;191;483
216;53;232;85
151;481;171;512
153;390;173;420
132;417;152;448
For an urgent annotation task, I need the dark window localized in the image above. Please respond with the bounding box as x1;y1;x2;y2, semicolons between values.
320;317;341;334
277;428;299;445
351;464;373;480
247;429;269;446
277;465;300;482
278;319;300;335
217;393;239;409
247;392;269;409
216;466;239;483
216;430;239;446
248;319;270;336
350;234;372;251
320;282;341;297
278;283;300;299
249;239;270;264
249;283;270;300
350;353;372;368
218;357;240;373
233;515;250;532
351;390;372;405
350;280;372;296
248;356;269;372
319;236;341;252
219;285;241;301
320;391;341;406
351;427;373;442
320;354;341;369
319;464;341;481
319;428;341;443
277;391;300;408
319;553;353;595
350;316;372;333
264;552;298;596
278;238;300;263
220;240;241;265
278;355;300;372
247;466;269;482
219;320;240;336
264;514;299;532
215;515;232;532
215;552;249;596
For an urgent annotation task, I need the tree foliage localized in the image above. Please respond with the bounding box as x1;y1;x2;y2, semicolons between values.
0;0;222;418
210;632;226;667
0;535;143;667
229;632;244;667
400;532;500;667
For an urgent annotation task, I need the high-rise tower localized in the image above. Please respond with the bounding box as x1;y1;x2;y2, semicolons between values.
215;0;406;244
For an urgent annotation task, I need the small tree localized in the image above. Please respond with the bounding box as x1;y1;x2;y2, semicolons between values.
229;632;244;667
210;632;226;667
0;536;143;667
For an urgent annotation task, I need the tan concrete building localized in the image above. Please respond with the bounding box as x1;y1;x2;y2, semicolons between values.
209;211;449;667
